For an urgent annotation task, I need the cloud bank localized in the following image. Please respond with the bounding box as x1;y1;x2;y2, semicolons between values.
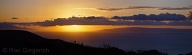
77;6;192;11
1;12;192;26
187;11;192;19
112;13;186;20
11;17;19;19
25;12;191;26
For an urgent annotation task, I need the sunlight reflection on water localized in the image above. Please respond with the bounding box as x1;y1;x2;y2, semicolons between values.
16;25;192;32
17;25;192;55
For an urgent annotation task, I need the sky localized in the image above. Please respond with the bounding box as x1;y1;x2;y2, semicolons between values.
0;0;192;22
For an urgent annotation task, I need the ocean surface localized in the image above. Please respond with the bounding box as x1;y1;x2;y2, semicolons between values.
16;25;192;55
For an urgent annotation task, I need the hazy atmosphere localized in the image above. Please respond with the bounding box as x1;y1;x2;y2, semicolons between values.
0;0;192;22
1;0;192;55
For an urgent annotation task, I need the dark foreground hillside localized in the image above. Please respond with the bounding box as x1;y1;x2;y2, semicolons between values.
0;30;190;55
0;30;125;55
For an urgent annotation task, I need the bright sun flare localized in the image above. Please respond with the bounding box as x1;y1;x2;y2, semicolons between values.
64;25;85;32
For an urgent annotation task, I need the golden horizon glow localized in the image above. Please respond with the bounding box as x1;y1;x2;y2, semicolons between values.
16;25;130;32
64;25;86;32
13;25;192;33
0;0;191;22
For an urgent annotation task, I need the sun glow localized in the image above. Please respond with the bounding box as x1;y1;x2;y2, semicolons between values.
64;25;87;32
20;25;130;32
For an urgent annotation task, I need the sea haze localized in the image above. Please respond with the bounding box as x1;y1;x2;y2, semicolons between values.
26;25;192;55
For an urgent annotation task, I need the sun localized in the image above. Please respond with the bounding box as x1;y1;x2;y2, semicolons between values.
70;25;81;31
64;25;85;32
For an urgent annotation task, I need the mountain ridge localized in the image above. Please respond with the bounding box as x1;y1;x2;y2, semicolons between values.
0;30;125;55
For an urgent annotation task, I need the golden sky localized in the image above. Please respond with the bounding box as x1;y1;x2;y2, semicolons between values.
0;0;191;22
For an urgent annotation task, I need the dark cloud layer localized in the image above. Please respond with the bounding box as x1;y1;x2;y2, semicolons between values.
126;6;157;9
0;23;22;30
112;13;187;20
159;7;192;10
11;17;18;19
1;12;192;26
95;6;192;11
187;11;192;19
27;12;192;26
97;8;123;11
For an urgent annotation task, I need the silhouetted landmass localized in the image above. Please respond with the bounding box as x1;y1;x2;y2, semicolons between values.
186;52;192;55
179;52;192;55
126;50;168;55
0;30;126;55
0;30;171;55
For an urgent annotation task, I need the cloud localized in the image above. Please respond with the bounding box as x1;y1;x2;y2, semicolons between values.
187;11;192;19
76;6;192;11
20;12;191;26
159;7;192;10
112;13;187;20
96;8;124;11
0;23;25;30
3;12;192;26
125;6;157;9
11;17;18;19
